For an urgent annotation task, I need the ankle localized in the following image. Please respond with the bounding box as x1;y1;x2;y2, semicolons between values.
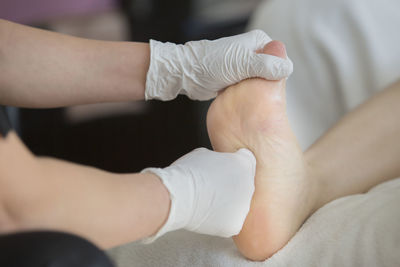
304;156;332;213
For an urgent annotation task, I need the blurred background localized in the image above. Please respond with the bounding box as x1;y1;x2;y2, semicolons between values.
0;0;263;173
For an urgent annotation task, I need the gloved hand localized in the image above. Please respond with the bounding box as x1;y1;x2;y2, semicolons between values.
145;30;293;101
141;147;256;242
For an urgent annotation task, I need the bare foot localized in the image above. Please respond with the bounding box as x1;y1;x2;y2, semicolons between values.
207;41;320;261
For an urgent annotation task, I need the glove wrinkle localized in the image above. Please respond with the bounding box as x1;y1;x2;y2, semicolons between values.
141;148;256;242
145;30;293;101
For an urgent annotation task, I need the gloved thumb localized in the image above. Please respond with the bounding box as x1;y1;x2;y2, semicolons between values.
249;40;293;80
250;53;293;80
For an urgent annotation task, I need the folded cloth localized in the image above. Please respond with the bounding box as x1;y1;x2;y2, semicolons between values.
107;177;400;267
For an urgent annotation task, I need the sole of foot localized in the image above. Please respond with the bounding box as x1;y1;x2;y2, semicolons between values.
207;41;320;261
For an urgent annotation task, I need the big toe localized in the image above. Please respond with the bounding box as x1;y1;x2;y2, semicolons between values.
260;40;287;59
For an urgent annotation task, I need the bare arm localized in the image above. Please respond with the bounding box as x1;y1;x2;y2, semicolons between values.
307;80;400;208
0;19;150;108
0;132;170;249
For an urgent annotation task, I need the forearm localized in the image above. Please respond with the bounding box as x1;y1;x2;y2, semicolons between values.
306;80;400;207
0;19;150;107
1;133;170;249
31;158;170;248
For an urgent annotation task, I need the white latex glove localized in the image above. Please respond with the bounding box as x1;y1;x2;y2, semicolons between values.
145;29;293;101
141;147;256;242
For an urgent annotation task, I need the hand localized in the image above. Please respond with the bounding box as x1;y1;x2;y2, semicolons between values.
141;147;256;242
145;30;293;101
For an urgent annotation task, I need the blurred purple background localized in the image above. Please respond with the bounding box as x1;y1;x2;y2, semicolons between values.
0;0;117;24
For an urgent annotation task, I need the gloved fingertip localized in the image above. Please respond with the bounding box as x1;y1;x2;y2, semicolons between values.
276;59;293;79
237;147;254;157
237;148;256;167
283;57;294;75
251;29;272;48
254;54;294;80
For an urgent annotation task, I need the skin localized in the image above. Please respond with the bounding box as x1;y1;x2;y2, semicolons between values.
0;19;149;107
0;131;170;249
306;79;400;205
207;41;400;261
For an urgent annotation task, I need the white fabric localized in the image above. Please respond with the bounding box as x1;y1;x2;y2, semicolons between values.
145;30;293;101
141;148;256;242
248;0;400;149
108;177;400;267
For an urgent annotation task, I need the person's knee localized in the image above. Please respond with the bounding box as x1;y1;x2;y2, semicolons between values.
0;231;114;267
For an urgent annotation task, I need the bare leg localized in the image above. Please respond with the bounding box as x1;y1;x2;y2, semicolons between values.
0;132;170;249
207;41;400;260
306;79;400;208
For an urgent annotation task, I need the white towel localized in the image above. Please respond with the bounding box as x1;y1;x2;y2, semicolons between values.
107;177;400;267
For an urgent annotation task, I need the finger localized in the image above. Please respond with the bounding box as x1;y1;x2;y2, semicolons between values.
250;53;293;80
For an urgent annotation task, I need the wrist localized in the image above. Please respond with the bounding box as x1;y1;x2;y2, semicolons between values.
145;40;183;101
143;171;171;236
140;166;193;242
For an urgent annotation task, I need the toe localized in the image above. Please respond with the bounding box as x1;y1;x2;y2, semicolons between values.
260;40;287;59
